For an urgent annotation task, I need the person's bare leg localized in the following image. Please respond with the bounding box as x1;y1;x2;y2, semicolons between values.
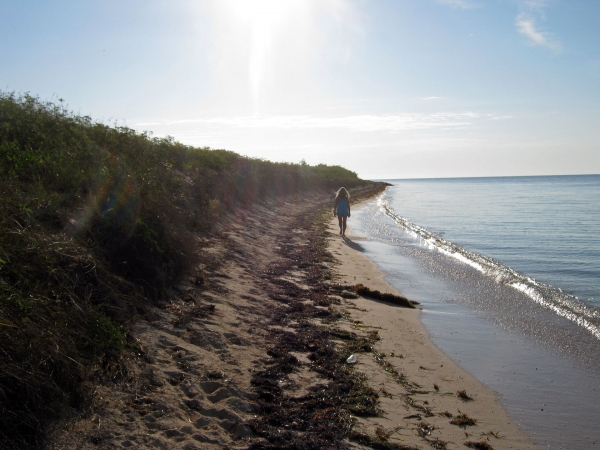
338;216;343;235
342;216;347;236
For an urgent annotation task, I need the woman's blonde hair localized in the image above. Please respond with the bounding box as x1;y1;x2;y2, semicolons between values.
335;187;349;200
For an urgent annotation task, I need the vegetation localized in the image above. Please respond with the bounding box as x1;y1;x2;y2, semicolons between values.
0;92;367;448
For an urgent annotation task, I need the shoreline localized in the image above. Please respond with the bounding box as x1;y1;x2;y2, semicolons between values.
346;189;600;449
45;186;536;449
328;214;537;449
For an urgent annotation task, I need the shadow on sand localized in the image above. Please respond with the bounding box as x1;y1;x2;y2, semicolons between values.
342;236;365;252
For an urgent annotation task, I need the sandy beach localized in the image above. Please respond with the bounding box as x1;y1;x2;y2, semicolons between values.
47;187;537;449
327;215;537;449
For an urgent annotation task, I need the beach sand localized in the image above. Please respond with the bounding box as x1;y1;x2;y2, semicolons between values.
47;187;537;449
328;214;537;449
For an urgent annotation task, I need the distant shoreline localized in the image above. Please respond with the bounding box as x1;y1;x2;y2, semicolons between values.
372;173;600;182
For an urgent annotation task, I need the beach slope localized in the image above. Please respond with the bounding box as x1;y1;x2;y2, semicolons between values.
47;186;535;449
328;215;537;449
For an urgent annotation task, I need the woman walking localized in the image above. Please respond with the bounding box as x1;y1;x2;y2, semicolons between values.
333;187;351;236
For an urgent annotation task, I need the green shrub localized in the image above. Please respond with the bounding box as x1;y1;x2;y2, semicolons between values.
0;92;368;447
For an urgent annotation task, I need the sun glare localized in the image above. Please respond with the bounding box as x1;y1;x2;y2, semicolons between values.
210;0;359;114
225;0;306;111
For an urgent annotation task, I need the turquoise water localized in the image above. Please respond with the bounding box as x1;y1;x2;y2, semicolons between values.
351;175;600;449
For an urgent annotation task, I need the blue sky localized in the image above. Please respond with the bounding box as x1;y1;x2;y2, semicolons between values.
1;0;599;179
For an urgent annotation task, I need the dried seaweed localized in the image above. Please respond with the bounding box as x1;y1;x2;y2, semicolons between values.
464;441;494;450
456;389;474;401
350;430;418;450
427;437;449;450
353;284;416;308
416;421;435;438
450;412;477;427
247;204;391;448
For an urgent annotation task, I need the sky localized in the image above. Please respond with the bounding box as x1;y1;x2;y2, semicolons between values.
1;0;599;179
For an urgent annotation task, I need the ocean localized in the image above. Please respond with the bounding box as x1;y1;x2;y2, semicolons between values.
351;175;600;449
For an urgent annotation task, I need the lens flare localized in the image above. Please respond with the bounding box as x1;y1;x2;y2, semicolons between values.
67;154;141;240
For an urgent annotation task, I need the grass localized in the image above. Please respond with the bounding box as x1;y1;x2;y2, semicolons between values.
0;92;371;448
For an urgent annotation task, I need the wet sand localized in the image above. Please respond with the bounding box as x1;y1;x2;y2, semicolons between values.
328;215;537;449
346;197;600;449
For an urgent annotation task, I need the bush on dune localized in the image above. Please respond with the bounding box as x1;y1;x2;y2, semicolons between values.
0;92;367;448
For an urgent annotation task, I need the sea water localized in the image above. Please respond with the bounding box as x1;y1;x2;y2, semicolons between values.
350;175;600;449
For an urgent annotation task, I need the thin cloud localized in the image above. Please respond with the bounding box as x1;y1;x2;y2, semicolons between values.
436;0;476;9
136;112;505;133
523;0;551;14
516;15;547;45
516;13;560;51
515;1;561;52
